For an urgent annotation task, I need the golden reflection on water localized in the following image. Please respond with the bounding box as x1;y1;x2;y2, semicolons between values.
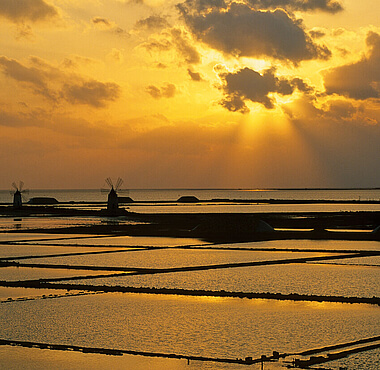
0;229;379;369
109;292;376;313
0;346;190;370
0;287;74;300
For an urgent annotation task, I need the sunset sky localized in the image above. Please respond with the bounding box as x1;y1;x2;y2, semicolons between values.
1;0;380;189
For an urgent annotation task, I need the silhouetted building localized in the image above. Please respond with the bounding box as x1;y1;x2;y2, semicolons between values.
13;190;22;209
107;187;119;211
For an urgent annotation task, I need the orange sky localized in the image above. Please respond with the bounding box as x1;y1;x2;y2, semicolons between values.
1;0;380;189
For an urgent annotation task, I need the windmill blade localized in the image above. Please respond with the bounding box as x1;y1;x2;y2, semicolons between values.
12;182;18;191
105;177;113;188
19;181;24;192
115;177;123;191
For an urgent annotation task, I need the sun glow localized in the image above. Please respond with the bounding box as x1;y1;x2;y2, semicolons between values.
0;0;379;188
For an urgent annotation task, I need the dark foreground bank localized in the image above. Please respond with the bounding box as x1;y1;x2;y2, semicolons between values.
1;204;380;242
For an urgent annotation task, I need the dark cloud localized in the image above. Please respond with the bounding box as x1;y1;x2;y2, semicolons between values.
245;0;343;13
309;29;326;39
323;32;380;100
188;69;203;81
170;28;201;64
62;81;120;108
221;94;250;114
323;99;358;120
141;39;172;53
147;83;177;98
179;0;228;12
141;28;201;65
0;56;121;108
0;0;58;23
282;95;380;126
134;15;170;30
177;0;343;13
291;77;313;93
14;24;34;40
282;96;380;187
0;56;46;86
92;17;112;27
0;56;57;100
0;111;32;127
217;66;311;112
146;85;161;98
178;2;330;63
91;17;129;37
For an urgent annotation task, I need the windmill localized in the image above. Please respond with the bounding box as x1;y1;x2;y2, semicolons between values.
10;181;28;209
101;177;125;212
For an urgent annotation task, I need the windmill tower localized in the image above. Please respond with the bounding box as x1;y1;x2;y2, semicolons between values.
103;177;124;212
11;181;28;209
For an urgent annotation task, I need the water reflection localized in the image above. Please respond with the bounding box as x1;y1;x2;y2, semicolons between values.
0;293;379;361
32;236;209;247
66;263;380;298
14;249;332;269
0;231;379;369
0;267;119;282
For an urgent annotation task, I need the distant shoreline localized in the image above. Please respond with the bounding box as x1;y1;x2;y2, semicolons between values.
1;198;380;207
1;187;380;192
0;205;379;243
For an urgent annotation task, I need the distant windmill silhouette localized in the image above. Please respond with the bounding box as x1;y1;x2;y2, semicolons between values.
101;177;126;212
10;181;28;209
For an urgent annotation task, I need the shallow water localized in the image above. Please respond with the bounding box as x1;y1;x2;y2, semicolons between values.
32;235;209;247
65;262;380;298
0;293;379;360
0;266;119;282
13;249;332;269
0;217;117;231
0;244;117;259
220;239;380;251
0;344;278;370
0;233;94;243
0;287;80;301
312;255;380;266
0;224;379;369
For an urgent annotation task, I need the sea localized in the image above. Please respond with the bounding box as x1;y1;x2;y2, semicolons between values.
2;187;380;202
0;188;379;369
1;188;380;214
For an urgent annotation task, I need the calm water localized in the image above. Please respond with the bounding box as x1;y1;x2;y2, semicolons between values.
64;262;380;298
1;187;380;202
13;249;329;269
0;203;379;368
1;293;379;362
0;266;120;282
2;188;380;214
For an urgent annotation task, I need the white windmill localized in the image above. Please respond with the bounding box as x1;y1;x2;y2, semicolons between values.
11;181;28;209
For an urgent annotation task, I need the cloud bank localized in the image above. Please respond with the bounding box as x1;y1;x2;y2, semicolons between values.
147;83;177;98
0;56;121;108
177;2;331;63
0;0;58;23
323;32;380;100
217;66;311;112
246;0;343;13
